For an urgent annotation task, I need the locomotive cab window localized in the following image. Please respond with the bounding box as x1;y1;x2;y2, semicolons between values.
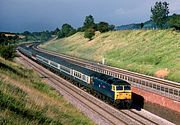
124;85;131;90
116;86;123;91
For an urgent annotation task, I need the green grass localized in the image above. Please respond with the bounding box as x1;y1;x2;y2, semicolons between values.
40;30;180;82
0;57;94;125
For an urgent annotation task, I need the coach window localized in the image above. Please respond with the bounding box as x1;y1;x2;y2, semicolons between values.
153;84;157;89
82;75;85;81
157;85;160;90
120;75;123;79
116;74;118;77
165;88;168;93
121;75;124;79
149;83;152;88
141;81;145;85
161;86;165;91
128;77;130;81
78;73;80;77
113;73;115;77
114;74;116;77
77;73;79;77
142;81;146;85
124;76;127;80
174;90;178;96
133;78;136;82
169;89;173;94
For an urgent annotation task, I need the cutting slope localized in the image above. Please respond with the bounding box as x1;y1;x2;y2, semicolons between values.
40;30;180;82
0;57;94;125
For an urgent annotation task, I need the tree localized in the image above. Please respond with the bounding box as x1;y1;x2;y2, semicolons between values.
0;33;6;45
67;29;76;36
84;28;95;40
151;1;169;28
83;15;96;31
40;30;51;42
108;25;115;31
0;45;16;60
168;14;180;30
52;28;60;35
62;23;76;37
23;31;31;35
140;23;144;29
57;30;64;38
77;27;83;32
97;22;109;33
57;24;76;39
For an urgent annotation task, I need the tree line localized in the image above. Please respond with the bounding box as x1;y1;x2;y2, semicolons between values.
54;15;115;40
22;30;51;42
55;1;180;40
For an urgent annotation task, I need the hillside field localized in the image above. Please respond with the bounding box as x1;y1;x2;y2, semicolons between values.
0;57;94;125
40;30;180;82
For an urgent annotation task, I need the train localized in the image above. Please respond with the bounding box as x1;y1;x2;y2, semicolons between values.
18;44;132;108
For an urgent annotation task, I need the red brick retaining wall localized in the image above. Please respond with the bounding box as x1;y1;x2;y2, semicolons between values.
132;87;180;112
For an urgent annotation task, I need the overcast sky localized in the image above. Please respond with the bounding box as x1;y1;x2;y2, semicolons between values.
0;0;180;32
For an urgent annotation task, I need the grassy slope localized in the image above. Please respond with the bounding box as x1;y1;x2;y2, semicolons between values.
40;30;180;82
0;57;94;125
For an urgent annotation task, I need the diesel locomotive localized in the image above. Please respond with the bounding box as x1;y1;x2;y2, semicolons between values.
18;44;132;108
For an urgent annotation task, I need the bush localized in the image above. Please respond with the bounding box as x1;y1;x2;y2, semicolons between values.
84;28;95;40
168;14;180;30
0;45;16;60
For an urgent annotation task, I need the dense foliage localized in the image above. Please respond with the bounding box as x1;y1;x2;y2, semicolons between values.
55;15;114;40
82;15;115;40
0;33;19;45
82;15;96;31
84;28;95;40
97;22;110;33
57;24;76;38
21;30;51;42
150;2;169;28
0;45;16;60
0;33;17;60
168;14;180;30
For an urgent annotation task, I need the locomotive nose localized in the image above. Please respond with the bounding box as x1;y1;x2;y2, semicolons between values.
115;92;131;100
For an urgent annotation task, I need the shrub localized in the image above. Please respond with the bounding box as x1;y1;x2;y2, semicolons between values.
0;45;16;60
84;28;95;40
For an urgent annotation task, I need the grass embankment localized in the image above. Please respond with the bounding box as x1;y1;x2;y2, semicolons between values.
0;57;94;125
40;30;180;82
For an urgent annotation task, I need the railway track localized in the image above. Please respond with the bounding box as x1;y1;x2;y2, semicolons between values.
17;51;174;125
35;45;180;102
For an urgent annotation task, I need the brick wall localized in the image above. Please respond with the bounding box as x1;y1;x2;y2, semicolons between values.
132;87;180;112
